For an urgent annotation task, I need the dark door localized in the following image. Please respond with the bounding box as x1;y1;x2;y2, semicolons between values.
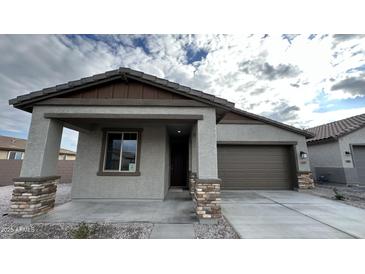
170;137;188;188
218;145;294;190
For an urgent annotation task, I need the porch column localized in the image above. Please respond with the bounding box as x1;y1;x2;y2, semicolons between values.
9;108;63;219
194;109;221;224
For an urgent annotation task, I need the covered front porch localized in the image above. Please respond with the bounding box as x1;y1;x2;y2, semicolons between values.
9;105;222;223
33;190;197;224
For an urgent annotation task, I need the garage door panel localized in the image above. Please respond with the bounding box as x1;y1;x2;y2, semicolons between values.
220;170;291;177
218;145;294;189
220;160;290;165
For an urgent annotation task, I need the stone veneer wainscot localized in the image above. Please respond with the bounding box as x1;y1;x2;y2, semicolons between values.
194;179;222;222
9;176;59;218
297;172;315;189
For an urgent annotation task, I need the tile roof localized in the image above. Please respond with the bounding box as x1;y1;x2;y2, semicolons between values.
307;113;365;144
9;67;235;109
8;67;314;138
0;135;76;155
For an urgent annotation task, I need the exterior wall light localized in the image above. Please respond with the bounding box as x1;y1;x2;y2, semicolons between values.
345;151;351;155
300;151;308;159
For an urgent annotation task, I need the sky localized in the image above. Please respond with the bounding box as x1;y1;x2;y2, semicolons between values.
0;34;365;151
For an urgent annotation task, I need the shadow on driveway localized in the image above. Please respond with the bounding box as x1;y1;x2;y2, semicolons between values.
221;190;365;239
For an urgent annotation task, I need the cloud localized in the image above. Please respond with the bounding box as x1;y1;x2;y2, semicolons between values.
262;101;301;122
1;34;365;150
333;34;365;42
239;61;300;80
331;75;365;96
250;88;266;95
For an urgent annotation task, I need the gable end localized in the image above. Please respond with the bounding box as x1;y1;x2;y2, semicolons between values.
62;79;187;100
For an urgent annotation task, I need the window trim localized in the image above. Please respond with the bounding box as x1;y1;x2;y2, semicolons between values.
97;128;142;176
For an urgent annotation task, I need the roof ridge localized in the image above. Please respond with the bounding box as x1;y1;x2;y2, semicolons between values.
9;66;236;109
0;135;27;142
9;67;313;139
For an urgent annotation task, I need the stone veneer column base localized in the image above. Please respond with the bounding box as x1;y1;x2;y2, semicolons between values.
189;172;197;196
9;176;60;218
194;178;221;223
297;172;314;189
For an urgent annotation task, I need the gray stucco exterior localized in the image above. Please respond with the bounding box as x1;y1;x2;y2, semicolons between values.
217;123;311;172
20;105;219;200
18;104;313;200
72;123;168;200
308;126;365;185
20;108;63;177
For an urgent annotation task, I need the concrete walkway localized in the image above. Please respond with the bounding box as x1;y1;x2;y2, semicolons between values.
150;224;195;239
34;191;197;225
221;190;365;239
32;190;197;239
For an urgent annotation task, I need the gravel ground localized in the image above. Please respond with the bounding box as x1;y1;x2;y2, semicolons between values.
0;184;152;239
1;184;238;239
4;222;154;239
194;217;240;239
304;183;365;209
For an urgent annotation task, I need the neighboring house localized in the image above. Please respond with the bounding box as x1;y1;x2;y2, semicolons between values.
0;135;76;186
8;67;314;221
307;114;365;185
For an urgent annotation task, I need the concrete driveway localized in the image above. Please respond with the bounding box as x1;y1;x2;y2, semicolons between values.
221;190;365;239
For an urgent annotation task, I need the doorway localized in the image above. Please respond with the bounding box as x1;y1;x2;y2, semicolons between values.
170;135;189;189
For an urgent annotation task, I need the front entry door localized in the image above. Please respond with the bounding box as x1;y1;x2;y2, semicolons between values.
170;137;188;188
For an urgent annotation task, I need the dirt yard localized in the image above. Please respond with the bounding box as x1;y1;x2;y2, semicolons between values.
304;183;365;209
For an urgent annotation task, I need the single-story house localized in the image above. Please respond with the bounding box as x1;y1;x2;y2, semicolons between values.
8;67;314;221
0;135;76;186
0;135;76;160
307;114;365;185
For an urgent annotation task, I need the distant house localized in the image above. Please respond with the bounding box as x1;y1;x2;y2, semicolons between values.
0;135;76;186
0;135;76;160
307;114;365;185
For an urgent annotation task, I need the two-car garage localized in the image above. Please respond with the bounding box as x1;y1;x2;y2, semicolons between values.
217;144;296;190
216;111;313;191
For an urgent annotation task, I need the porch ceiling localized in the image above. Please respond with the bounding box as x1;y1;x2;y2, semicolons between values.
45;113;200;132
167;124;193;137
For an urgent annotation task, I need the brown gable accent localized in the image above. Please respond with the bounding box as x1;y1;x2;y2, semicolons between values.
63;80;186;100
9;67;314;138
219;112;263;124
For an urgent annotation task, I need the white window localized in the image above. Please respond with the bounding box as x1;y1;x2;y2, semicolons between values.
58;154;66;160
8;151;24;160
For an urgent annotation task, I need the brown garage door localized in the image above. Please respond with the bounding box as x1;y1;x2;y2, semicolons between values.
353;146;365;185
218;145;295;190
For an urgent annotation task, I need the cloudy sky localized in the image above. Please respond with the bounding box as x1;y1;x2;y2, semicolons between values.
1;34;365;151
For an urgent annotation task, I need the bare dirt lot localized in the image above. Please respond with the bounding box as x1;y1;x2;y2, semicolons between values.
304;183;365;209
